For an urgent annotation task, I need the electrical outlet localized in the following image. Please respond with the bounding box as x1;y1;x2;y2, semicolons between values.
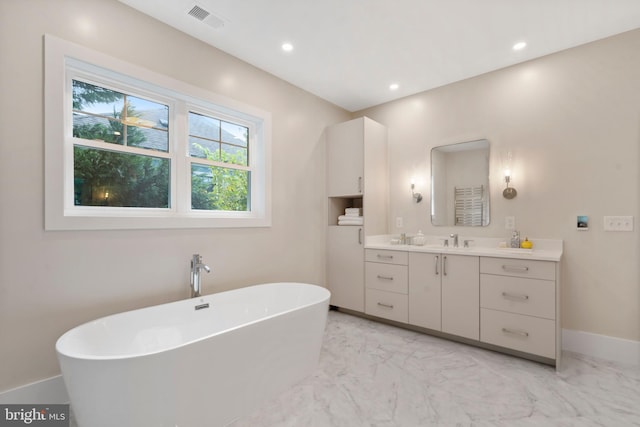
603;216;634;231
396;217;404;228
505;216;515;230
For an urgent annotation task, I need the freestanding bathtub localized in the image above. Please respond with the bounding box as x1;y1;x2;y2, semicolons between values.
56;283;330;427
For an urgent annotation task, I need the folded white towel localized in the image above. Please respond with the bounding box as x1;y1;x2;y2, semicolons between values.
338;215;362;221
338;218;363;226
345;208;361;216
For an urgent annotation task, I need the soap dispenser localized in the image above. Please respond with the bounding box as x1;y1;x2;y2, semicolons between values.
510;231;520;248
521;237;533;249
414;230;425;246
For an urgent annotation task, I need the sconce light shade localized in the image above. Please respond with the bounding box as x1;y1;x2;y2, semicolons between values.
503;172;517;199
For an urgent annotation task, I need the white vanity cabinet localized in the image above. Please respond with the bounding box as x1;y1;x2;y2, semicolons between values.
327;226;364;311
408;252;442;330
365;249;408;323
366;250;480;339
361;238;562;366
479;257;558;359
440;254;480;340
408;252;479;339
326;117;387;311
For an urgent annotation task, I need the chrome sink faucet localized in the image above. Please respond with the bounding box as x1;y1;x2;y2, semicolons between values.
450;233;459;248
190;254;211;298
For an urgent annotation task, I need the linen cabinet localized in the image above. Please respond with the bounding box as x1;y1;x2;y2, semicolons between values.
325;117;387;311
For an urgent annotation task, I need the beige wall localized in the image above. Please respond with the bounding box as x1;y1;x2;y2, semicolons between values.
357;29;640;343
0;0;349;392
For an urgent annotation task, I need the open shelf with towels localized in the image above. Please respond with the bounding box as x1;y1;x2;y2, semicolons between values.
328;196;363;226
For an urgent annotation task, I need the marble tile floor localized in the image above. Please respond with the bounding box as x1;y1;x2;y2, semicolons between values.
232;310;640;427
69;310;640;426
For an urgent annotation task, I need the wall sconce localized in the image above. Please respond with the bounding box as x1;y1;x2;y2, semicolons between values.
502;169;517;199
411;178;423;203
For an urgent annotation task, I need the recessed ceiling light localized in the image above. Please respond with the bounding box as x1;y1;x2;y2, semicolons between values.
389;83;399;91
513;41;527;51
281;42;294;52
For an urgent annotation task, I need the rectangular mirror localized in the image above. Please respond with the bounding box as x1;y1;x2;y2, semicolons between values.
431;139;490;226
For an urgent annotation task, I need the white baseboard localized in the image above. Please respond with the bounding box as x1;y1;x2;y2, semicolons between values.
0;375;68;404
562;328;640;366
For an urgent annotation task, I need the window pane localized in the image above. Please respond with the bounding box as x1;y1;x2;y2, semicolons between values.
189;136;220;160
72;80;169;152
72;80;124;115
221;144;248;166
73;112;120;144
74;145;170;208
127;96;168;131
191;163;249;211
189;112;220;140
129;126;169;152
188;112;248;166
221;121;248;147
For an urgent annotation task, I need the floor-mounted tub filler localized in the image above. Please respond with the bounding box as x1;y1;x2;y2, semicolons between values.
56;283;330;427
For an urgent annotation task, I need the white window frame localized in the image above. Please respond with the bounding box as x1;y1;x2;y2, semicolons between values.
186;104;257;216
44;34;271;230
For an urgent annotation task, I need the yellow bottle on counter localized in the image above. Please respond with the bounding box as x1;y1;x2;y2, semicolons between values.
520;238;533;249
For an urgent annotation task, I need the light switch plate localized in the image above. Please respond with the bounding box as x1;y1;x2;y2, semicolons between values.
396;217;403;228
603;216;634;231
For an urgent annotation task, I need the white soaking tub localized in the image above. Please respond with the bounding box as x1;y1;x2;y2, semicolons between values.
56;283;330;427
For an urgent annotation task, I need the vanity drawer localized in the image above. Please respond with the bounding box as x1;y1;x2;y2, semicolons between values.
480;275;555;319
481;308;555;359
365;289;408;323
365;249;408;265
480;257;555;281
365;262;408;294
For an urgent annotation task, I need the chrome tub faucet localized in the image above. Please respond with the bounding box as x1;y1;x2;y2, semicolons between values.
190;254;211;298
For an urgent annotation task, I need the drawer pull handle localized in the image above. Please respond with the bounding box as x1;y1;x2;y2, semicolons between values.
502;265;529;272
434;255;439;275
501;292;529;301
377;302;394;309
502;327;529;337
377;275;394;281
377;255;394;260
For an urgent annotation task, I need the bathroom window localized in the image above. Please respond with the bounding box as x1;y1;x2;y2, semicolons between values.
188;111;251;212
72;80;171;208
45;35;271;230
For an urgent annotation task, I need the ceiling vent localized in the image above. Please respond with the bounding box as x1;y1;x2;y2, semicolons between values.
187;4;226;29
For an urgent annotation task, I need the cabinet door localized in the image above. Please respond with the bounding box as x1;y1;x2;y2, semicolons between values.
327;119;364;197
326;226;364;311
362;118;388;235
441;255;479;340
408;252;441;330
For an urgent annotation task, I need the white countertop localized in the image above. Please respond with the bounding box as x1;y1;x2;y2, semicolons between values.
365;235;563;262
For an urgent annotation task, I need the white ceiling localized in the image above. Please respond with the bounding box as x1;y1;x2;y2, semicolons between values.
118;0;640;112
